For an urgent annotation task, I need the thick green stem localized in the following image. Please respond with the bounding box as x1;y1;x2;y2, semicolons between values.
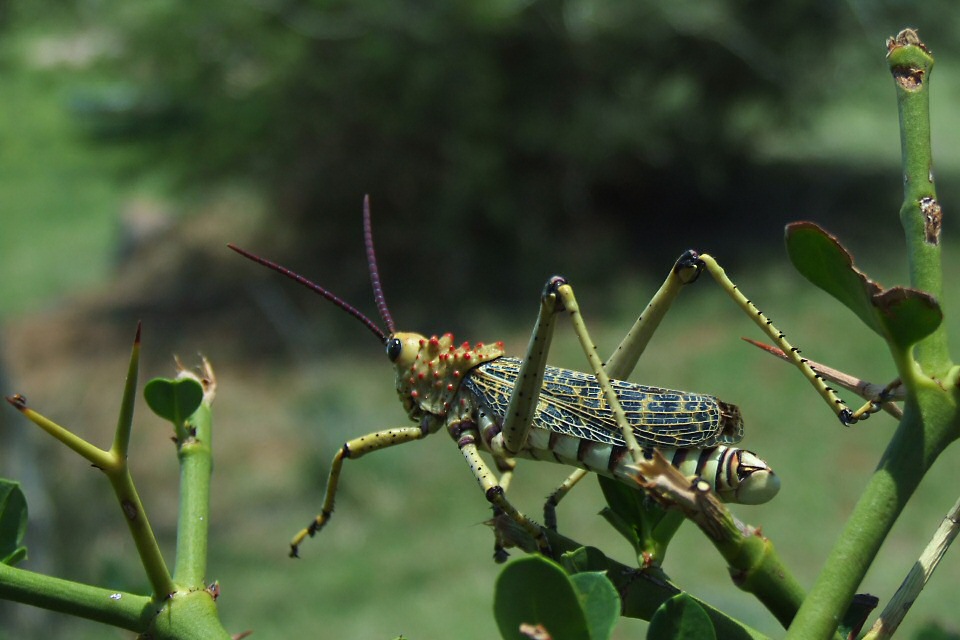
729;533;807;630
173;397;213;587
0;562;154;631
786;384;957;638
890;33;951;374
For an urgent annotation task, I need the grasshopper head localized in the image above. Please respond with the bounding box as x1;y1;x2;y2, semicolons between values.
388;331;505;418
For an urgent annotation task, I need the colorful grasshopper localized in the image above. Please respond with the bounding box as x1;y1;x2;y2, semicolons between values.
230;197;876;558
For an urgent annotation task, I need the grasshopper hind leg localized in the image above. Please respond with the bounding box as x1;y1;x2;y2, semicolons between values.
692;252;875;425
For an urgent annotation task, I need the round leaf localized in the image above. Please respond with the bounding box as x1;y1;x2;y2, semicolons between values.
648;593;716;640
570;572;620;640
495;556;590;640
144;377;204;425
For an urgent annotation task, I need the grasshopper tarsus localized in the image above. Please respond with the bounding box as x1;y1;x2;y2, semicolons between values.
541;275;568;300
674;249;705;284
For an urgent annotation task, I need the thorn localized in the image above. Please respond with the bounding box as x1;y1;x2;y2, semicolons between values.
135;321;142;345
6;394;27;410
741;337;787;358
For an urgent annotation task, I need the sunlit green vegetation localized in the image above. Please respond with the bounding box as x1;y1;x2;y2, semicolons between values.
3;2;960;638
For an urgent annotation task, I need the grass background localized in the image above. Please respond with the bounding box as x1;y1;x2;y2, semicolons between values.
3;21;960;640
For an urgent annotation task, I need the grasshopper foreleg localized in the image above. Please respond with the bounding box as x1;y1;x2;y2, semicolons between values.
497;277;564;455
543;263;700;522
290;425;427;558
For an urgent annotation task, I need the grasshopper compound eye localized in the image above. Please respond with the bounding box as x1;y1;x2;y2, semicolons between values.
386;337;403;362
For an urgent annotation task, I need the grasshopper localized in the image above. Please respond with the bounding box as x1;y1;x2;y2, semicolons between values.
230;197;877;559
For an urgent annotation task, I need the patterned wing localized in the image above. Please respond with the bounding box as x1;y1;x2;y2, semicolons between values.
463;357;743;448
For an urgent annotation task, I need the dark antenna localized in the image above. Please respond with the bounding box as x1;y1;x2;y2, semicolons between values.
228;243;388;345
363;195;396;335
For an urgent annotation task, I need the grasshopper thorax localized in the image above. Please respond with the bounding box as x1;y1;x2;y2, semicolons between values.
388;331;505;419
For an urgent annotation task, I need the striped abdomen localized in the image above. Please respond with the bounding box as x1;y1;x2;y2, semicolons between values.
515;425;778;505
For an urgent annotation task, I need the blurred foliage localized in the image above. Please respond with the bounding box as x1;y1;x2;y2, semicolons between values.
8;0;957;322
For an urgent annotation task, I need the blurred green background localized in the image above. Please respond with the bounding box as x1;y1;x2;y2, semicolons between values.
2;1;960;638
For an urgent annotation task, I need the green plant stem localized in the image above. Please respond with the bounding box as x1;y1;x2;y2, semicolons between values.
173;396;213;587
0;562;154;631
785;33;960;639
111;330;176;598
678;489;811;632
6;404;174;598
0;561;232;639
6;330;176;599
9;405;113;469
890;37;951;374
107;465;175;598
725;530;807;630
786;383;958;638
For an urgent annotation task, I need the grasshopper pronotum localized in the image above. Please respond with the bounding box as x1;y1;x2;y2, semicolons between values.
230;197;875;558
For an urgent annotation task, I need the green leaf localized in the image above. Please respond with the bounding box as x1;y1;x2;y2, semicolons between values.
648;593;716;640
560;546;611;575
0;479;28;566
785;222;941;351
597;475;682;565
144;377;204;425
494;555;590;640
570;572;620;640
